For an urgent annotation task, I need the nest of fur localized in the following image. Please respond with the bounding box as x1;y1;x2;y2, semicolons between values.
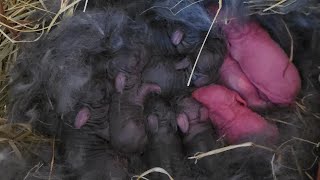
0;0;82;117
0;0;320;179
0;0;82;163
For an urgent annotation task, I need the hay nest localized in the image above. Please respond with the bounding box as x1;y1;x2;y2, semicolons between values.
0;0;81;157
0;0;319;179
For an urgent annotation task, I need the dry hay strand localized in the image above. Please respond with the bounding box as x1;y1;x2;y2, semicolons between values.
48;136;55;180
187;0;222;86
188;142;275;164
317;162;320;180
244;0;320;15
0;117;51;159
296;94;320;119
132;167;174;180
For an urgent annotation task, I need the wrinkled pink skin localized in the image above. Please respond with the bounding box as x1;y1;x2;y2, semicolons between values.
74;107;90;129
219;54;270;109
192;85;279;144
223;20;301;105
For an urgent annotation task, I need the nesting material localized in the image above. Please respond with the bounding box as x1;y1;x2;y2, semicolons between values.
1;0;320;180
133;167;174;180
0;0;82;117
0;117;50;156
0;0;82;170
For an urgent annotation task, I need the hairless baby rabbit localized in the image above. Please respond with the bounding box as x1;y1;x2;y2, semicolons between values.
193;84;279;144
222;20;301;106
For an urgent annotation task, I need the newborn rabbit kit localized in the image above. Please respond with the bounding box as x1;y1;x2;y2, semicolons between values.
4;0;320;179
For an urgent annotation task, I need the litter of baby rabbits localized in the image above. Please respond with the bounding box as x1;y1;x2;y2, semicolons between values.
0;0;320;180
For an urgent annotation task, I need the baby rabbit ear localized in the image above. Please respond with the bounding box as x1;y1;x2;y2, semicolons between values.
171;29;184;45
74;107;90;129
115;72;126;93
235;93;247;106
147;114;159;133
176;113;189;133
